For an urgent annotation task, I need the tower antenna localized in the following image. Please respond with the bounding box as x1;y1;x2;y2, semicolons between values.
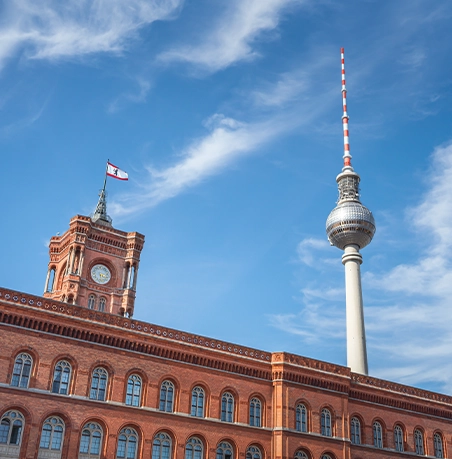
341;47;352;170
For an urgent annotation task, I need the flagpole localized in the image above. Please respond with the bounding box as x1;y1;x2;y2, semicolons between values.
102;160;108;193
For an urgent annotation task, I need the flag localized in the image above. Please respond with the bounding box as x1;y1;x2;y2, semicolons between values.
106;162;128;181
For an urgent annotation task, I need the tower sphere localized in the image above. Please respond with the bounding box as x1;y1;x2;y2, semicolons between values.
326;200;375;250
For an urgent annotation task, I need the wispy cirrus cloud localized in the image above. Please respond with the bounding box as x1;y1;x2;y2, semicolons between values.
0;101;47;137
0;0;183;69
296;237;334;268
367;142;452;297
269;285;345;343
398;47;426;70
158;0;303;73
107;77;152;114
252;70;310;108
110;113;289;216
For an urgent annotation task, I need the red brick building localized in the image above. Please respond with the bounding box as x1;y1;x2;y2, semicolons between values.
1;211;452;459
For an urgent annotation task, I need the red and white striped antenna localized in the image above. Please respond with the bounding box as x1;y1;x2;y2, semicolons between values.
341;48;352;169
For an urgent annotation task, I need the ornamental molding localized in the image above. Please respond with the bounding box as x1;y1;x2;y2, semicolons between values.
351;373;452;405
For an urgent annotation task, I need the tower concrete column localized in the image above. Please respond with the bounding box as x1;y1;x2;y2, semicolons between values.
342;244;368;375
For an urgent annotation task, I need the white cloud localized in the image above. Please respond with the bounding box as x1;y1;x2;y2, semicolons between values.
252;70;309;107
269;296;344;344
158;0;303;73
0;101;47;136
0;0;183;69
398;47;426;69
110;113;287;216
296;238;330;267
108;77;152;113
368;142;452;296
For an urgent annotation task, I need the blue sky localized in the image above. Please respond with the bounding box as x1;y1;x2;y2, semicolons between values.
1;0;452;394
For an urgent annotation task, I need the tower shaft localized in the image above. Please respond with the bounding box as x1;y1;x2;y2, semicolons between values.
343;245;368;375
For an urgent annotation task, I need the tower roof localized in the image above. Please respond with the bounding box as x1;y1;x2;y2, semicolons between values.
91;175;112;226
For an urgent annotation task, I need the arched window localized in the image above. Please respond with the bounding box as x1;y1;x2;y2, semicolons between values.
88;295;96;310
159;380;174;412
221;392;234;422
98;297;106;312
116;427;138;459
249;398;262;427
321;455;333;459
11;353;33;388
125;374;142;407
373;421;383;448
38;417;65;455
216;442;233;459
434;433;444;458
246;446;262;459
394;425;404;452
51;360;72;395
294;451;308;459
90;368;108;401
79;422;103;458
0;410;24;448
152;432;172;459
295;404;307;432
191;386;205;417
414;429;424;455
73;248;81;275
350;417;361;445
185;437;203;459
320;408;332;437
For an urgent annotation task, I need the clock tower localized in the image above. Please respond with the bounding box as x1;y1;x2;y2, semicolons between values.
43;183;145;317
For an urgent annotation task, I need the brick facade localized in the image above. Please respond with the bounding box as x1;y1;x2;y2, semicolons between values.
1;287;452;459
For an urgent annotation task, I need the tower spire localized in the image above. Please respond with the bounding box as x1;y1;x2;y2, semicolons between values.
91;163;112;226
326;48;376;375
341;47;352;170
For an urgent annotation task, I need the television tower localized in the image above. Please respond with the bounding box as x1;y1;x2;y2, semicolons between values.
326;48;376;375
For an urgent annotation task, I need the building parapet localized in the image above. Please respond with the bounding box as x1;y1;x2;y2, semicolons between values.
351;373;452;405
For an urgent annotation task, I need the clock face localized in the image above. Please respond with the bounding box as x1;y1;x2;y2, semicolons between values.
91;264;111;285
